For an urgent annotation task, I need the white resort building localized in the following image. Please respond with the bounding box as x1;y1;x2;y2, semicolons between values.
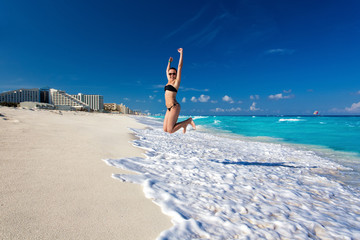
49;89;104;111
0;88;40;103
1;88;104;111
71;93;104;111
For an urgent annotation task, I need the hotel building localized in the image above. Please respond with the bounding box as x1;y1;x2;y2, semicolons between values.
1;88;104;111
104;103;135;114
104;103;118;111
71;93;104;111
0;88;40;103
48;89;104;111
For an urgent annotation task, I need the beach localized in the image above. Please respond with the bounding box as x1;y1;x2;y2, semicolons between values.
0;106;171;240
2;107;360;239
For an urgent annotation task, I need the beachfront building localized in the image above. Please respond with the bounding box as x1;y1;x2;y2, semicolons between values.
119;103;133;114
1;87;104;112
49;89;104;111
71;93;104;111
0;88;40;104
104;103;118;111
104;103;137;114
49;89;89;110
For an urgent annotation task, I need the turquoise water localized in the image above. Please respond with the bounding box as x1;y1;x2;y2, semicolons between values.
156;115;360;156
194;116;360;156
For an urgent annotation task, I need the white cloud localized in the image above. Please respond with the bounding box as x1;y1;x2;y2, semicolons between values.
250;95;259;100
182;87;209;92
190;95;210;103
123;98;130;101
268;93;294;100
158;99;162;103
149;95;155;100
222;95;234;103
198;94;210;102
265;49;295;55
153;84;164;89
212;108;225;112
345;101;360;113
250;102;260;111
211;107;242;112
283;89;292;93
182;97;186;103
211;100;218;103
228;107;242;112
269;93;283;100
357;90;360;95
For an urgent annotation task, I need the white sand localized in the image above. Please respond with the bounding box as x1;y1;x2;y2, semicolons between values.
0;106;171;240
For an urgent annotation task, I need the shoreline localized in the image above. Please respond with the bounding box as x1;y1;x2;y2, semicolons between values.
148;115;360;189
0;107;171;240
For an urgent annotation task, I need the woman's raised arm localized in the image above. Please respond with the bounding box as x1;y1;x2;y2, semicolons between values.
176;48;183;83
166;57;173;78
178;48;183;70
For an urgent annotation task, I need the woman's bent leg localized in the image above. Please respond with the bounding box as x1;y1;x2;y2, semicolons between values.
166;105;196;134
166;105;181;133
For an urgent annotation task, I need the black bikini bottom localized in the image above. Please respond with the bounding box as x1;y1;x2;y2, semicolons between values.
167;102;179;111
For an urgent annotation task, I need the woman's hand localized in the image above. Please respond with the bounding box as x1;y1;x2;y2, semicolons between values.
169;57;173;62
178;48;183;53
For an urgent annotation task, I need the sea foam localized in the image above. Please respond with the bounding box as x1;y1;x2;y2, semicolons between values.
105;117;360;239
278;118;304;122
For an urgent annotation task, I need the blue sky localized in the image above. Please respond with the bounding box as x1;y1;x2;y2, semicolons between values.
1;0;360;115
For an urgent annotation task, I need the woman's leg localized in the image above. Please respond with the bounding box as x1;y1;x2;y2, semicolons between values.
166;105;196;134
163;109;170;132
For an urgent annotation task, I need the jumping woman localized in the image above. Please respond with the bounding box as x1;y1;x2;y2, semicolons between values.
163;48;196;134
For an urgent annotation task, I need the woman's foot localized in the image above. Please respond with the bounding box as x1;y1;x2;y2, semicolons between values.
183;118;196;134
189;118;196;130
183;126;187;134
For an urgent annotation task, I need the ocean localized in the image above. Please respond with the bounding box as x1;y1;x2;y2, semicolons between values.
191;115;360;157
105;115;360;239
172;115;360;187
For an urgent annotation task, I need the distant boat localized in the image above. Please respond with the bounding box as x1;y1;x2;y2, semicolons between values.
313;111;319;115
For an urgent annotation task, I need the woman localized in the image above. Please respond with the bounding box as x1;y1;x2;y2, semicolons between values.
163;48;196;133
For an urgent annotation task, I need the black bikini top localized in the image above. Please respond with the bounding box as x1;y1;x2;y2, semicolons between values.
164;85;178;93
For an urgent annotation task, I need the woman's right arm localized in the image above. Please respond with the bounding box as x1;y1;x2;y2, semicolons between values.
166;57;173;78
